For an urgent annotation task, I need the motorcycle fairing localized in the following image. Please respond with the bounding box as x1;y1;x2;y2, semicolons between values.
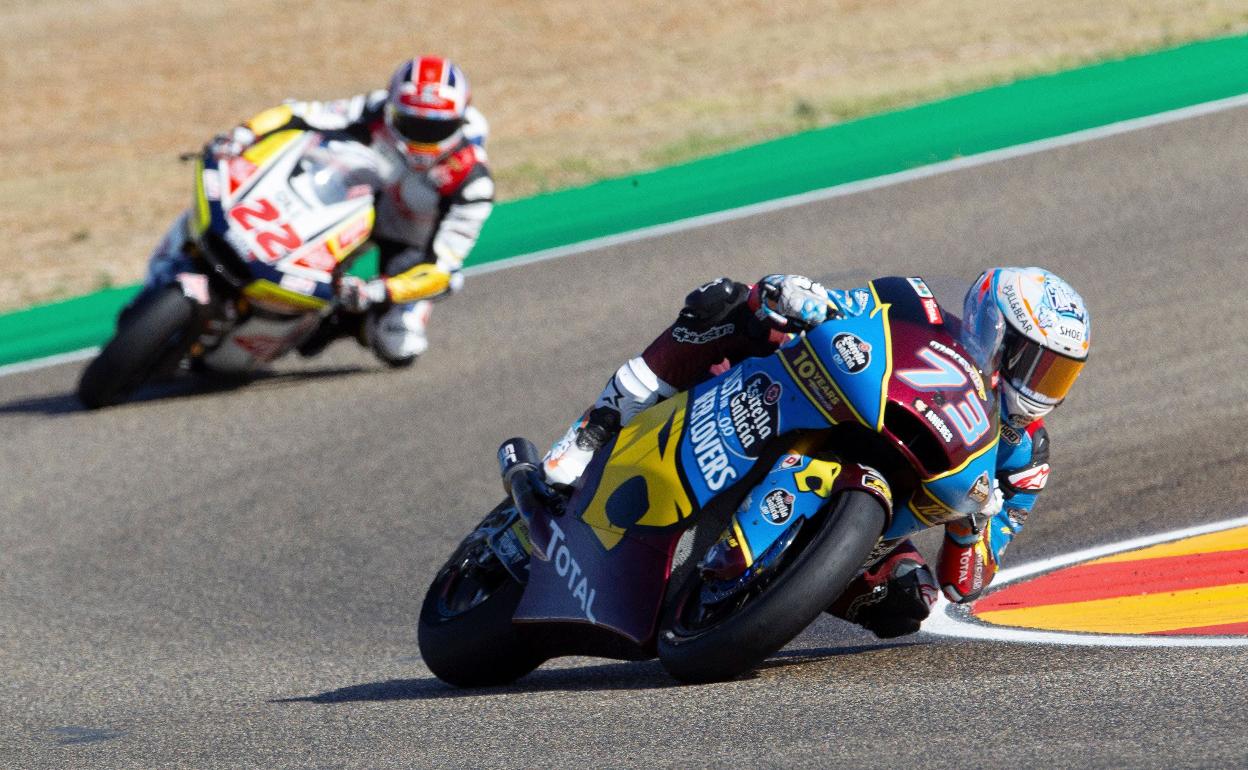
192;130;377;315
577;394;697;551
722;448;894;574
513;503;681;646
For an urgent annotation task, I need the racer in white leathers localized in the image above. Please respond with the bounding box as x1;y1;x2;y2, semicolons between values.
140;56;494;365
542;269;1090;638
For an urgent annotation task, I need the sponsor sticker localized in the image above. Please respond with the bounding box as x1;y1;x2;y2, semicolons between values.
907;277;934;298
915;398;954;443
1001;282;1036;335
831;332;871;375
761;488;795;525
1058;324;1085;343
335;215;371;254
779;453;805;470
545;520;598;622
687;388;738;492
1000;423;1023;446
922;298;943;325
968;471;992;505
722;372;781;458
279;273;317;295
780;344;843;419
861;469;891;501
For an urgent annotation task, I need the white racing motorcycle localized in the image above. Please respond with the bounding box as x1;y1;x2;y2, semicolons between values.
78;130;378;408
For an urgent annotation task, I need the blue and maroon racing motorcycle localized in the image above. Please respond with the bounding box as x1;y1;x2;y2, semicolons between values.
419;276;1004;684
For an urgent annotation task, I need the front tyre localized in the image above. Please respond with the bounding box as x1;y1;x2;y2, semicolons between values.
77;286;198;409
417;506;544;687
658;490;886;684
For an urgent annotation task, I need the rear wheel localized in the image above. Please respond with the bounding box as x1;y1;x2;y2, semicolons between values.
77;287;198;409
417;504;544;687
658;490;886;684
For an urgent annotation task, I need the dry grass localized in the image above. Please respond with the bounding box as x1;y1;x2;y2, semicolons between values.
3;0;1247;311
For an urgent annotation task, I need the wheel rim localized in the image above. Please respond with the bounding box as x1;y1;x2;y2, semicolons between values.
671;515;818;638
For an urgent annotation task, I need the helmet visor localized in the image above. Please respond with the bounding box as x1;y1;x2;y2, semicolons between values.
389;110;463;144
1003;332;1085;406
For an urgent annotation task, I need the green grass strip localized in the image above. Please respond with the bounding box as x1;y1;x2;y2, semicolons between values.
4;33;1248;368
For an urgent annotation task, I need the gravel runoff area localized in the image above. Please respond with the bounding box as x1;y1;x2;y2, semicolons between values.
3;0;1248;310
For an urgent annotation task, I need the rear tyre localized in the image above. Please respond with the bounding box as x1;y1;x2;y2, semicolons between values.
658;490;886;684
417;505;543;687
77;287;197;409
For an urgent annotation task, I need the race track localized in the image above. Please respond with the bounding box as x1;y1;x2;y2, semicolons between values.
3;105;1247;769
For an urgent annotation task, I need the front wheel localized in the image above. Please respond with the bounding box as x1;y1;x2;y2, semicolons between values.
77;286;198;409
417;503;544;687
658;490;886;684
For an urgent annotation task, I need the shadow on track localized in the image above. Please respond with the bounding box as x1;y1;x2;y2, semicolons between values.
274;643;914;704
0;365;370;415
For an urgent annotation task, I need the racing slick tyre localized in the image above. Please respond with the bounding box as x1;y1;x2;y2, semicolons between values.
77;286;197;409
418;505;544;687
658;490;886;684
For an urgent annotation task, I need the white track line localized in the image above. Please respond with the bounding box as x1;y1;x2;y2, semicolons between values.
923;514;1248;647
0;347;98;378
7;91;1248;380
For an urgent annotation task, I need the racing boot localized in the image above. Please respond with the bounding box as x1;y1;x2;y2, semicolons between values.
541;356;674;487
541;406;620;488
366;300;431;368
827;540;938;638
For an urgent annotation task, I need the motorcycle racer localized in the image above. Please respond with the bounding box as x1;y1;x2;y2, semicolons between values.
542;269;1090;639
139;55;493;366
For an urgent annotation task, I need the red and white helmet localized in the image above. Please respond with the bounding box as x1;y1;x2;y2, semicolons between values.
962;267;1091;427
385;56;470;170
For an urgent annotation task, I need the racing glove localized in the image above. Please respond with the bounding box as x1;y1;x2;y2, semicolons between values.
750;274;830;331
209;125;257;159
937;493;1004;604
337;275;389;314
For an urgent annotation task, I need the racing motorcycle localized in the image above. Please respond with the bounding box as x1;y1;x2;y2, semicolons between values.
77;129;377;408
418;276;1004;685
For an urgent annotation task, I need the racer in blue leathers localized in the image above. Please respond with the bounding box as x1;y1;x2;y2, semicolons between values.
542;269;1090;638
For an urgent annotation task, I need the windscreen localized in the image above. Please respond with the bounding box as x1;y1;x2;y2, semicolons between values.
292;147;353;206
959;285;1005;376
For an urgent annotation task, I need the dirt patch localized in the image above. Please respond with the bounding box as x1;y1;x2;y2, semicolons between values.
3;0;1246;310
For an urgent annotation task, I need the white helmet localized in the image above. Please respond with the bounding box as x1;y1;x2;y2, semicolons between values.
384;56;470;170
962;267;1091;427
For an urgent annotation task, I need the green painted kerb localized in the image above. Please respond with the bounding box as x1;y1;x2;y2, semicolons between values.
4;33;1248;368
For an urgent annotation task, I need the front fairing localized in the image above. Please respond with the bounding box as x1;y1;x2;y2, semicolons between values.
191;130;376;313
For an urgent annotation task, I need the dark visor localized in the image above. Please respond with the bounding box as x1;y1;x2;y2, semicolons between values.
390;112;463;144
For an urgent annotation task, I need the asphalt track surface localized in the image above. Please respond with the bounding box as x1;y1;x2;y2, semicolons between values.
4;107;1248;769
